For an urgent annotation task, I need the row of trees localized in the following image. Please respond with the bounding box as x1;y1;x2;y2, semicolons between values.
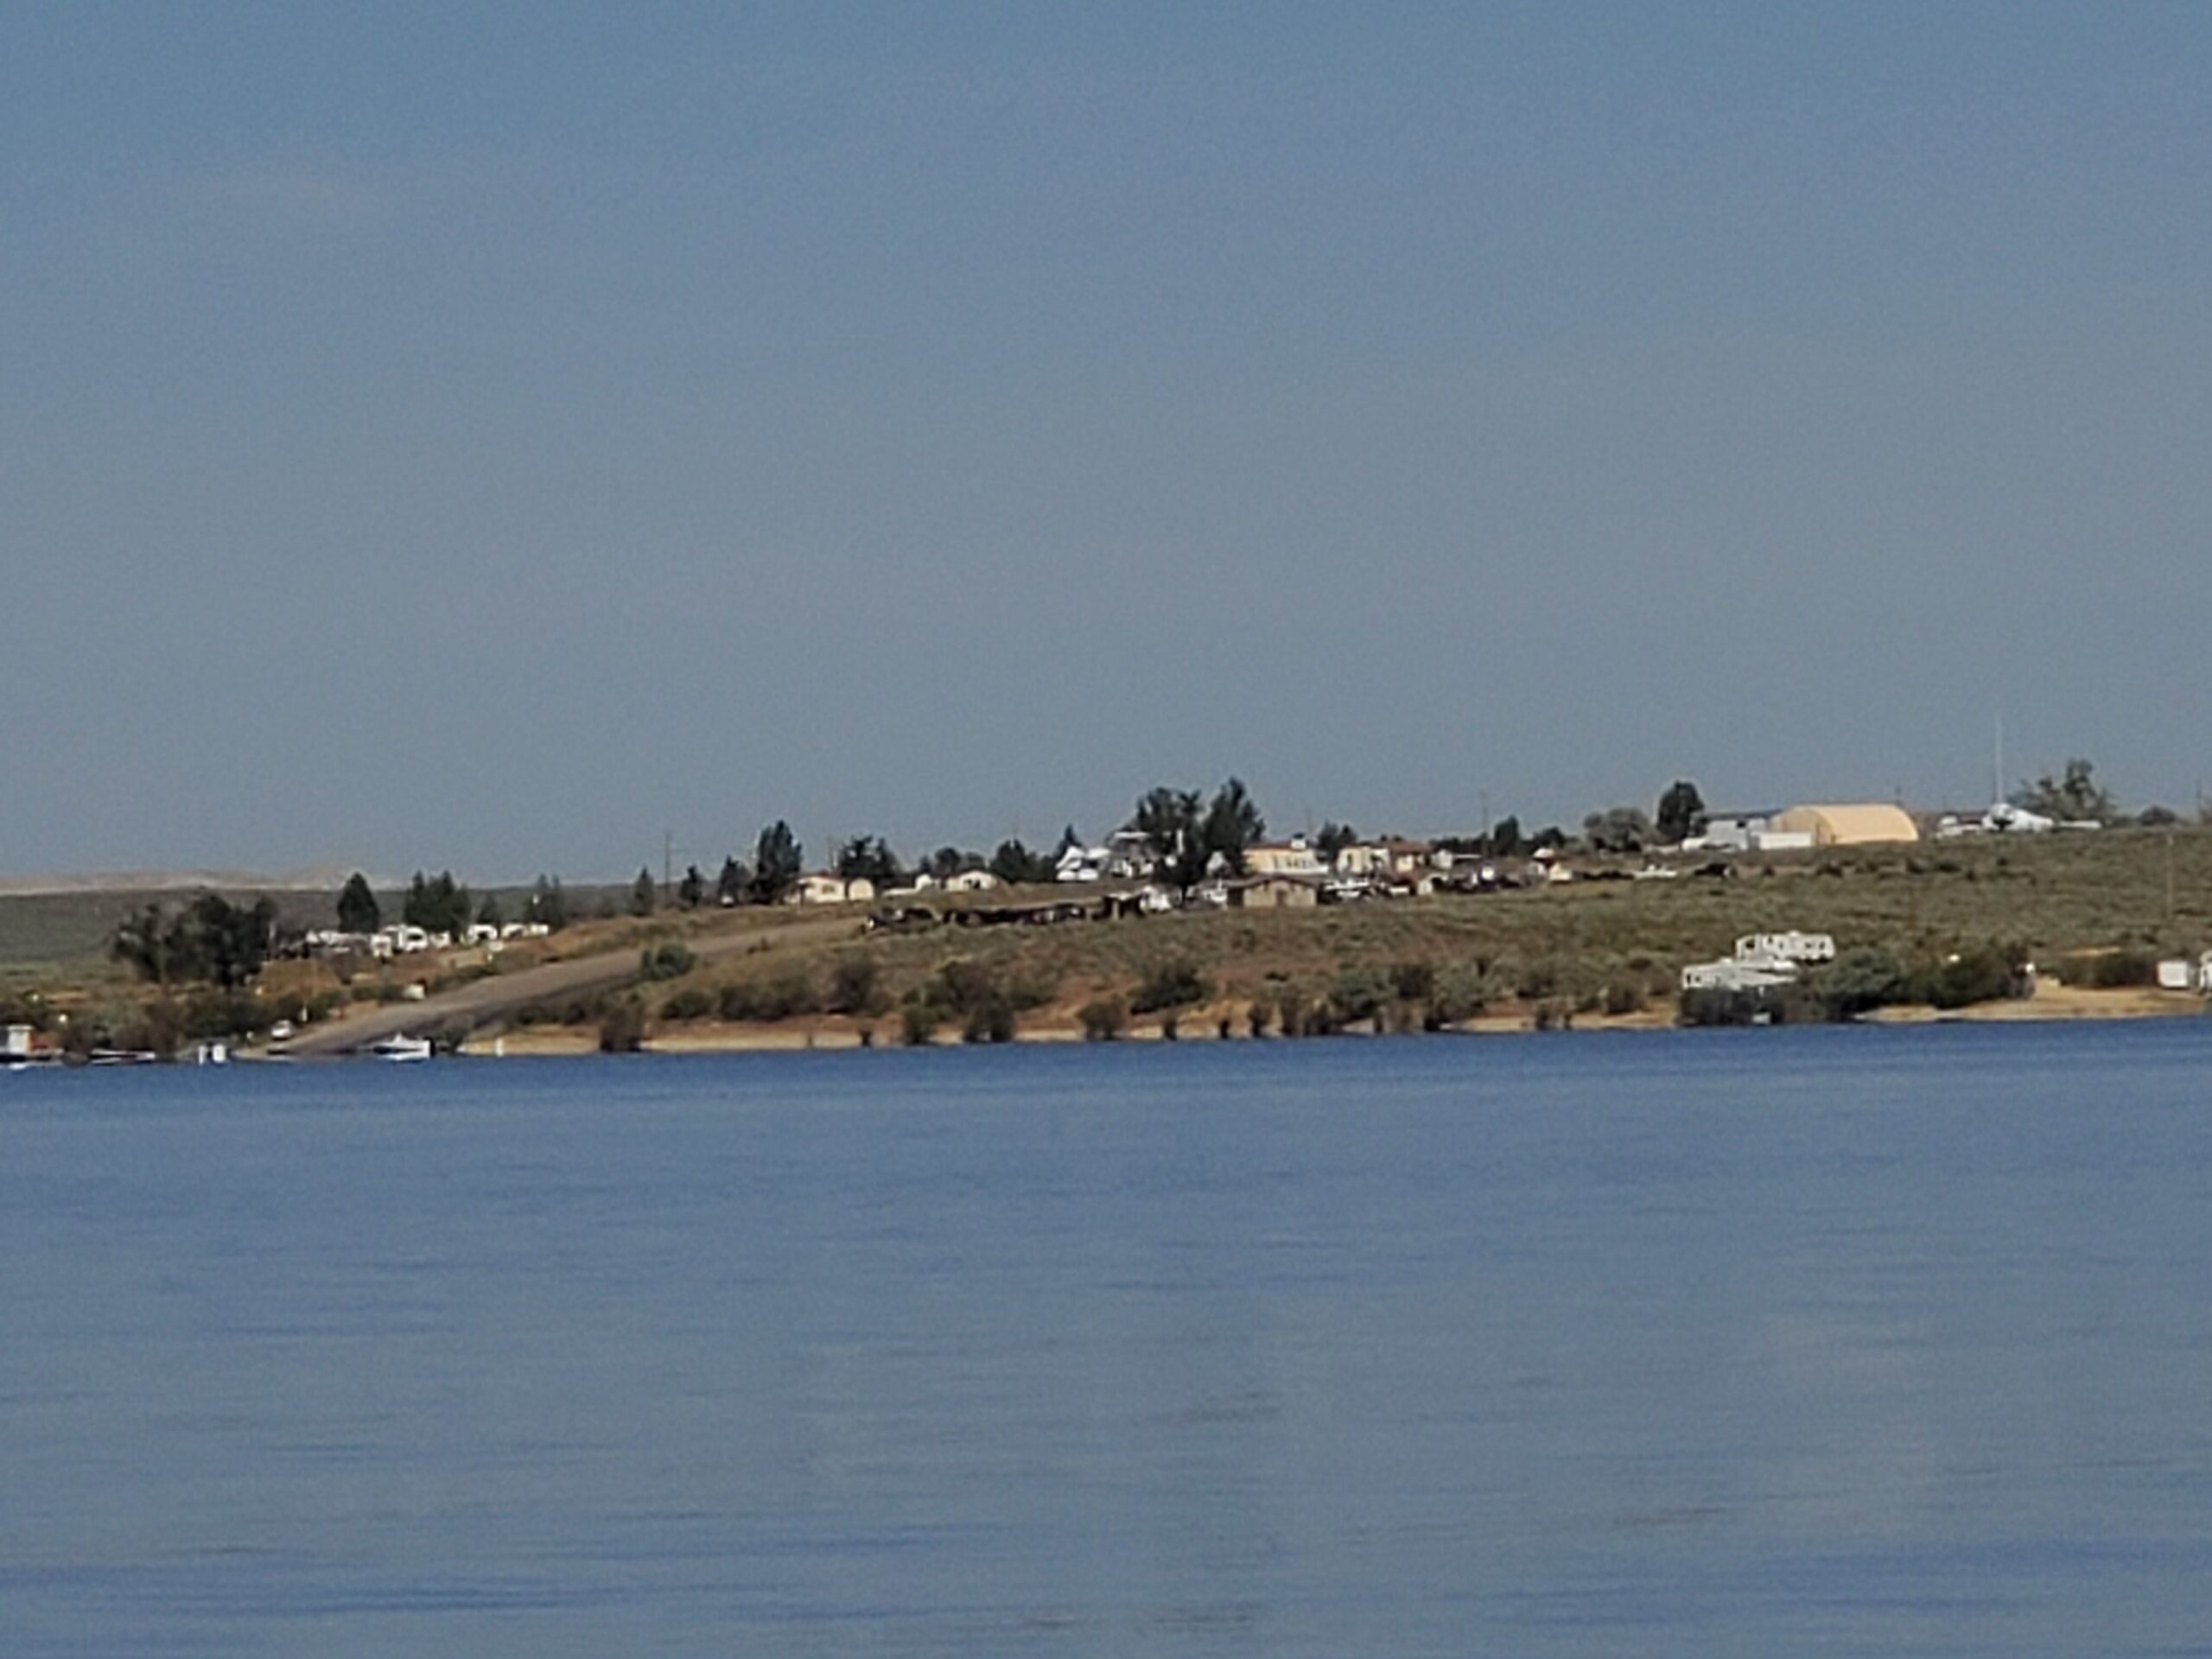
111;893;280;991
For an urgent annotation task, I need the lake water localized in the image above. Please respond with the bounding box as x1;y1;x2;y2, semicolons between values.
4;1024;2211;1656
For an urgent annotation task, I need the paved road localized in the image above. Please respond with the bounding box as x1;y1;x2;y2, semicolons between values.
278;915;864;1057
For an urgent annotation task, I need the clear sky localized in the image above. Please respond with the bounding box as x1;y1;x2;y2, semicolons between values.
5;3;2208;880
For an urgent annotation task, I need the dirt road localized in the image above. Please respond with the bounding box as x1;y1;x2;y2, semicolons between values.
277;914;864;1057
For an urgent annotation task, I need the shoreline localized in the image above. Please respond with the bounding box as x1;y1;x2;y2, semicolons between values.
466;982;2208;1058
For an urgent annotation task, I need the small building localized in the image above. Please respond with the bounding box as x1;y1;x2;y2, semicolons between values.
3;1024;32;1060
1769;804;1921;847
1686;812;1775;853
2158;958;2196;990
791;874;875;906
1223;873;1323;910
944;868;1001;893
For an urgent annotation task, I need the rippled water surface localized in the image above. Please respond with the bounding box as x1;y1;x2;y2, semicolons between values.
5;1024;2212;1656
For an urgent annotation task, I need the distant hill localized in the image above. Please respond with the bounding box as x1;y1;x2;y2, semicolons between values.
0;866;359;899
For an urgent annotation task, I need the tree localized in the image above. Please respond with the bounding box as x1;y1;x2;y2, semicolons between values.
403;871;472;937
528;874;569;931
1487;816;1523;857
476;892;504;927
677;864;707;910
747;822;802;906
335;872;381;935
2017;759;2115;823
988;838;1055;885
1581;806;1654;855
1133;786;1206;890
111;902;193;990
715;855;747;907
200;894;277;989
1198;777;1266;875
1655;780;1707;845
1315;821;1358;860
114;893;277;991
630;867;658;917
1055;824;1083;857
835;836;903;885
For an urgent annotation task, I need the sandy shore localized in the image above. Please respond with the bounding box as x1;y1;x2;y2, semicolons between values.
459;982;2203;1057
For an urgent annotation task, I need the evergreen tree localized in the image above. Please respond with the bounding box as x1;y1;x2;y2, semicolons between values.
677;864;707;909
335;872;381;935
715;855;747;907
747;822;802;905
527;874;569;931
1655;780;1707;845
630;867;658;917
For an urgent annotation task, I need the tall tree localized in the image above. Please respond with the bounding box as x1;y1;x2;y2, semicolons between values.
527;874;569;931
630;867;658;917
1315;821;1358;860
988;838;1055;885
402;871;472;936
335;872;381;934
677;864;707;910
747;822;803;905
1132;787;1205;890
110;902;193;990
835;836;902;885
189;893;277;989
1655;780;1707;845
1198;778;1266;875
715;855;747;907
476;892;504;927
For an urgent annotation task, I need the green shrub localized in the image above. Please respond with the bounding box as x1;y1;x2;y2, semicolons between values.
661;987;714;1020
827;954;890;1017
717;969;820;1022
1389;961;1435;1004
1328;964;1392;1026
2075;948;2158;989
1810;945;1910;1019
1129;961;1209;1014
1429;962;1489;1025
1077;996;1128;1041
962;999;1016;1044
899;1002;938;1046
598;998;649;1052
640;942;696;982
1245;1001;1274;1038
1920;946;2026;1010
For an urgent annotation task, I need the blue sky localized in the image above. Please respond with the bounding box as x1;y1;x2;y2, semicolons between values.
4;4;2208;878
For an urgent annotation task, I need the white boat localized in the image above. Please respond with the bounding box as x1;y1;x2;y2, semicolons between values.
367;1033;433;1062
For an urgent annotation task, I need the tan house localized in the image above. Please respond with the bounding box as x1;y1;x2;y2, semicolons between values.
1245;836;1326;878
1224;874;1322;910
1769;804;1921;847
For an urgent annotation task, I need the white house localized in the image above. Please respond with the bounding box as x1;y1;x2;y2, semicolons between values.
1681;959;1800;993
791;873;874;906
944;868;1001;893
1736;932;1836;966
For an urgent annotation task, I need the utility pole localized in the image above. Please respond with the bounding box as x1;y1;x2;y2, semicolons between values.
664;829;674;906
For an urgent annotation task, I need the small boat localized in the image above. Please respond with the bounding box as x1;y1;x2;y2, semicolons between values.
368;1033;433;1063
87;1048;159;1066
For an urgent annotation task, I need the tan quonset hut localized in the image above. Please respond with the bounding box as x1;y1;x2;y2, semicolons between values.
1770;803;1921;846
